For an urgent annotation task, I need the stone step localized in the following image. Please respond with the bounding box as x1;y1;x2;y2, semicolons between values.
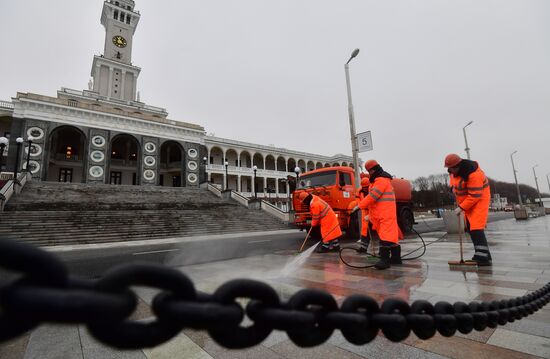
0;220;283;232
3;181;288;247
10;226;288;246
5;225;285;241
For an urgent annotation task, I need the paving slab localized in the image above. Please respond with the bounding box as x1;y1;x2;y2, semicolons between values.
2;216;549;358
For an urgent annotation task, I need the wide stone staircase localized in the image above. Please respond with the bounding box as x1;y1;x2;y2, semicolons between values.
1;182;289;246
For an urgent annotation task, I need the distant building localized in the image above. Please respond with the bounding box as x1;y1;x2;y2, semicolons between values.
490;193;508;210
0;0;353;200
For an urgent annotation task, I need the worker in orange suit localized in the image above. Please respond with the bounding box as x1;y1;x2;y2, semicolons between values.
355;176;372;252
357;160;400;269
299;192;343;253
445;153;492;266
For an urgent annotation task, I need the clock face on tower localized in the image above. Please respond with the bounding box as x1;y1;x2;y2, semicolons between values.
112;35;127;48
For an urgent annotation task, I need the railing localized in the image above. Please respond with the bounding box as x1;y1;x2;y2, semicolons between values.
160;161;182;169
0;172;31;211
54;154;80;162
110;159;138;167
230;191;250;208
0;100;14;110
207;183;222;198
261;200;290;222
206;164;292;178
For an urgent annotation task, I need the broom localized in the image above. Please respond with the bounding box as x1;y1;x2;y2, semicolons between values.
448;213;477;267
299;226;314;252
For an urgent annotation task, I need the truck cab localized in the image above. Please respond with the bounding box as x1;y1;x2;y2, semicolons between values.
293;166;414;237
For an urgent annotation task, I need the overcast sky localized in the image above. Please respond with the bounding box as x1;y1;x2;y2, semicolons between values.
1;0;549;188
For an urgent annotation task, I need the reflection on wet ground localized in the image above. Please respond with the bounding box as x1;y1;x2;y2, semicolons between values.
176;216;550;358
3;217;548;358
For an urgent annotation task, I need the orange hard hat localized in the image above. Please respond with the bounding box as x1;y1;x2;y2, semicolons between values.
298;191;310;202
365;159;379;171
360;177;370;187
444;153;462;168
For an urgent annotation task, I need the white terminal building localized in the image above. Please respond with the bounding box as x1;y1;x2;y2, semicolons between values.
0;0;354;204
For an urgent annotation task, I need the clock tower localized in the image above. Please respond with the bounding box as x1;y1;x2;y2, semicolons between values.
91;0;142;102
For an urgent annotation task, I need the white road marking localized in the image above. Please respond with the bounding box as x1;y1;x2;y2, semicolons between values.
132;248;180;255
247;239;272;244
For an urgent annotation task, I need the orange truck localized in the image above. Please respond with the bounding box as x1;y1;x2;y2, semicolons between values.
292;166;414;237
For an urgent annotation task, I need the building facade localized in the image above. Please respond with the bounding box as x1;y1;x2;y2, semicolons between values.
0;0;354;203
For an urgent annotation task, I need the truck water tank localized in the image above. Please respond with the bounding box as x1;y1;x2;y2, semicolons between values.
391;178;412;202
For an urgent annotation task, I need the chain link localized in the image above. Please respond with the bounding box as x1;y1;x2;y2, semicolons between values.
0;238;549;349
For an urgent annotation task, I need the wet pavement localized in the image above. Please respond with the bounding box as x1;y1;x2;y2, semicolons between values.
2;216;549;358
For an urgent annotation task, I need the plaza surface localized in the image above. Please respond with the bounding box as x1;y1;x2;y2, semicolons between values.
2;216;550;358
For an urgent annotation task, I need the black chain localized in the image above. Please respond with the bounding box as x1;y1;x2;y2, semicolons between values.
0;238;549;349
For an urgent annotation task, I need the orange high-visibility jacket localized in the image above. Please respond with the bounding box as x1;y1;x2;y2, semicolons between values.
358;176;399;244
357;189;370;237
450;163;491;230
310;195;342;243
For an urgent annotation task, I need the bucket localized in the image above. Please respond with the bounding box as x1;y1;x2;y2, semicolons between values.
441;210;465;234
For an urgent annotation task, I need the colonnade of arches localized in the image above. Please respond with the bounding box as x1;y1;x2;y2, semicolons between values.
44;125;187;187
207;146;352;173
205;146;353;199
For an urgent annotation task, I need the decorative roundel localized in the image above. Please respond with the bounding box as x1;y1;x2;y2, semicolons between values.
143;169;155;180
90;150;105;163
22;160;40;174
187;148;198;158
89;166;104;178
24;143;42;157
144;142;156;154
187;160;197;171
26;127;44;141
144;156;156;167
91;135;106;148
187;173;198;183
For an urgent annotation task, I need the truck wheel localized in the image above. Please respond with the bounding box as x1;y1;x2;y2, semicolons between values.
347;211;361;239
398;207;414;233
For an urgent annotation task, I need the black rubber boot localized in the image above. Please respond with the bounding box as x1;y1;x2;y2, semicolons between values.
356;236;370;253
317;239;340;253
317;243;331;253
390;245;402;264
374;247;391;270
469;230;492;265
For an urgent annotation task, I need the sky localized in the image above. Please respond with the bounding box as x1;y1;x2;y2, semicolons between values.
1;0;549;189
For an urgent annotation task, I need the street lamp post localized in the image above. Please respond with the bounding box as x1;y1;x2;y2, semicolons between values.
13;137;24;182
25;137;33;173
253;165;258;199
463;121;473;160
344;48;361;187
294;166;301;187
282;178;290;212
202;156;208;183
0;137;8;173
224;160;229;190
532;165;543;207
510;151;522;206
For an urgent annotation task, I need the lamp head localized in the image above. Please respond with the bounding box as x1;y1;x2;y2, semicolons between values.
0;137;8;146
346;48;360;64
294;166;301;174
16;137;24;144
224;160;228;166
253;165;257;171
465;120;473;127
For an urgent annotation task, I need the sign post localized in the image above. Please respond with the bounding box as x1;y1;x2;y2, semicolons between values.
357;131;373;153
